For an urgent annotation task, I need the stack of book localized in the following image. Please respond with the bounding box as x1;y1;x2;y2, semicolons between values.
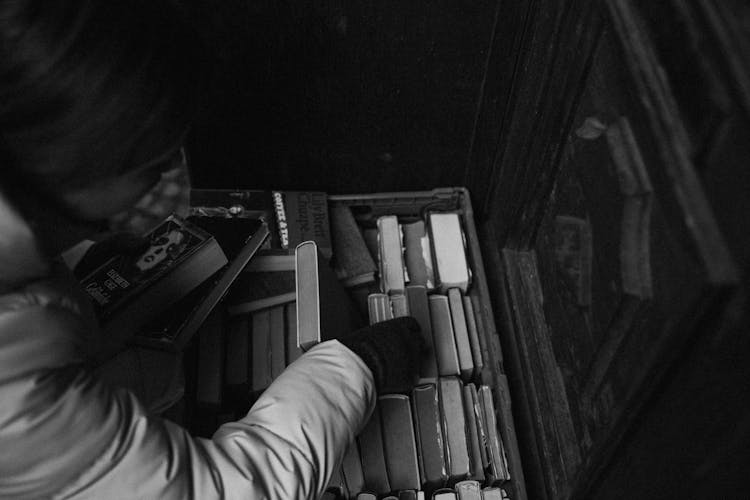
311;207;512;499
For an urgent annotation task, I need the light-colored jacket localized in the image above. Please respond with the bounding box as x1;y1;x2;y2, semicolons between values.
0;192;376;499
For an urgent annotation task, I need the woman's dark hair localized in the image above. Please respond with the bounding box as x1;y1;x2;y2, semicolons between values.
0;0;208;196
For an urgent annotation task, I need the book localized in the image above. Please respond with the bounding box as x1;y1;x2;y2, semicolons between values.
478;386;511;485
439;377;471;484
390;293;410;317
407;286;439;381
358;404;391;494
82;216;227;353
433;491;457;500
427;212;471;293
224;315;250;386
447;289;474;382
429;295;461;377
269;305;286;380
296;240;364;350
285;302;303;365
377;215;406;294
464;385;487;482
196;309;224;407
330;203;377;287
190;189;332;258
356;494;377;500
456;480;482;500
402;220;435;289
463;296;484;379
480;487;509;500
342;442;365;497
368;293;393;324
379;394;421;491
134;219;269;351
411;384;448;493
251;309;271;392
225;271;296;316
398;491;419;500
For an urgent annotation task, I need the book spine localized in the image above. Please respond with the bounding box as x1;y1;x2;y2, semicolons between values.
429;295;461;377
380;394;421;491
377;215;406;295
462;296;484;379
407;286;439;381
368;293;393;324
438;377;471;484
447;288;474;382
358;404;391;494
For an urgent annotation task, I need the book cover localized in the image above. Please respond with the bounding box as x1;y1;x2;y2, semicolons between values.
224;315;250;386
196;309;224;407
296;240;364;351
411;384;448;493
377;215;406;295
342;442;365;497
269;305;286;381
456;480;482;500
407;286;439;381
379;394;421;491
463;296;484;379
390;294;410;318
398;491;418;500
438;377;471;484
447;289;475;382
330;203;377;287
285;302;303;365
358;404;391;494
433;490;457;500
368;293;393;324
402;220;435;289
478;386;511;485
427;212;471;293
356;494;377;500
464;385;488;482
429;295;461;377
251;309;272;393
134;219;269;351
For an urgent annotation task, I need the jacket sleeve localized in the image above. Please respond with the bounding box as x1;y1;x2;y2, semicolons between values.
0;286;375;500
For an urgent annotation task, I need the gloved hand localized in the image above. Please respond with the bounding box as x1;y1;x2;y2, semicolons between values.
338;316;424;395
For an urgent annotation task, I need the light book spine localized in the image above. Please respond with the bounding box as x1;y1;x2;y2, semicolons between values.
455;480;482;500
368;293;393;324
463;385;485;483
448;288;474;382
439;377;471;484
377;215;406;294
463;296;484;378
429;295;460;377
428;212;471;293
269;305;285;380
390;294;410;318
478;385;511;485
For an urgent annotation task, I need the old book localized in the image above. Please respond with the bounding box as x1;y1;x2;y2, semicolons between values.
427;212;471;293
135;220;269;351
480;487;509;500
398;491;418;500
342;442;365;497
224;315;250;386
439;377;471;484
368;293;393;324
296;240;364;350
429;295;460;377
456;480;482;500
380;394;421;491
358;404;391;494
285;302;303;365
464;385;487;482
225;271;296;316
190;189;332;257
411;384;448;493
356;494;377;500
402;220;435;289
244;253;295;272
433;490;457;500
377;215;406;295
330;203;377;287
407;286;439;381
478;386;511;485
447;289;474;382
463;296;484;379
83;216;227;352
269;305;286;380
390;294;410;317
196;309;224;407
251;309;272;392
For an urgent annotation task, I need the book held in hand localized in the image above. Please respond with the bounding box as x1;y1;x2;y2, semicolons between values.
82;215;227;354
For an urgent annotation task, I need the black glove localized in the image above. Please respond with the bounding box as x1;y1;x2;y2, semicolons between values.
338;316;424;395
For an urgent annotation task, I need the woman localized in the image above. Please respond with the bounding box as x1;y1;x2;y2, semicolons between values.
0;2;421;498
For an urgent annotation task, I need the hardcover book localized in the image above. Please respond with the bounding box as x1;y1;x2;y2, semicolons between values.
427;212;471;293
429;295;461;377
402;220;435;289
412;384;448;493
377;215;406;295
439;377;471;484
379;394;421;491
295;240;364;351
84;215;227;354
358;404;391;494
447;288;474;382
